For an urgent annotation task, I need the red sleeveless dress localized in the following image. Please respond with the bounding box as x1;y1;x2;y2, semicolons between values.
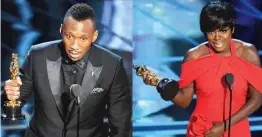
178;40;262;137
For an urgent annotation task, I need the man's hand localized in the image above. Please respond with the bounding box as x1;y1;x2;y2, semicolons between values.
204;122;225;137
4;77;22;101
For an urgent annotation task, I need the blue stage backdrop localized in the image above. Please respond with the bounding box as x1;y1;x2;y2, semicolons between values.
132;0;262;137
1;0;132;137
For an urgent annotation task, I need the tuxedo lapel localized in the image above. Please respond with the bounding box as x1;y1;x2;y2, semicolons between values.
80;61;103;107
46;50;64;119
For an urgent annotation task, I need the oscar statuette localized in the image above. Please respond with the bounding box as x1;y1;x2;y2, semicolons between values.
133;64;162;85
133;64;179;101
2;53;25;120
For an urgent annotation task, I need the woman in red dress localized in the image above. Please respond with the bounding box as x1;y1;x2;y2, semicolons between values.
141;1;262;137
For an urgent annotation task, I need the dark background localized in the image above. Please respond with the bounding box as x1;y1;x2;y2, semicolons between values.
1;0;132;136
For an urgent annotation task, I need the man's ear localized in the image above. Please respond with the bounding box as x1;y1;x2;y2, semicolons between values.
60;24;63;34
92;30;99;42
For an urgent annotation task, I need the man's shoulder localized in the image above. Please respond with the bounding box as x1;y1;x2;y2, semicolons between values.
93;44;121;61
32;40;62;52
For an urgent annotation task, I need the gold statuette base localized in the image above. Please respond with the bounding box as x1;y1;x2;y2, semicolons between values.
2;101;25;120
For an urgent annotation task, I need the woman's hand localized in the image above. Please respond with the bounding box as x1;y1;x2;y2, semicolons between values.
204;122;225;137
141;70;159;86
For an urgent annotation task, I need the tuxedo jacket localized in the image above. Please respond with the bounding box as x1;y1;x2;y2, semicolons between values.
19;40;131;137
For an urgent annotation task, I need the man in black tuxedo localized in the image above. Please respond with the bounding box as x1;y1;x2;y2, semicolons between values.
4;3;131;137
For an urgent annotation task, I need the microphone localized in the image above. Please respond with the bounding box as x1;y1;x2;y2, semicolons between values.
224;73;234;137
70;84;82;105
225;73;234;91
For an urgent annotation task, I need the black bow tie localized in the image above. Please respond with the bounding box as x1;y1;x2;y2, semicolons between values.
76;60;86;69
62;58;86;69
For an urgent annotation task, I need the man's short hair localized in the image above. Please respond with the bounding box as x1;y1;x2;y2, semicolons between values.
200;1;236;33
64;3;96;28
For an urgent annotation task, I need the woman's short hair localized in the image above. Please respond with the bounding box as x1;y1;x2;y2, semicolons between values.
200;1;236;33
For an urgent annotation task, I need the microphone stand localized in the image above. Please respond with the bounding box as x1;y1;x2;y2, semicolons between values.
63;119;68;137
63;110;69;137
228;84;233;137
76;97;80;137
63;99;75;137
